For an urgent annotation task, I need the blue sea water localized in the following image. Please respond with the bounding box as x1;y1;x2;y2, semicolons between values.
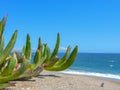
58;53;120;80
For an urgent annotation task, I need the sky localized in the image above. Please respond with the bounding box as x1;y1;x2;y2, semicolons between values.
0;0;120;53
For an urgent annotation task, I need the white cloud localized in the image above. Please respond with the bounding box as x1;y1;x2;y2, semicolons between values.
59;46;67;51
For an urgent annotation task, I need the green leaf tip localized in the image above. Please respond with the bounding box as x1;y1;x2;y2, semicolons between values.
51;33;60;59
24;34;31;61
0;15;8;38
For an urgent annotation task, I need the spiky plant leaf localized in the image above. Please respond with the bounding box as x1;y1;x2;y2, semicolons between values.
45;56;59;68
42;44;47;58
50;33;60;59
1;15;7;35
28;38;42;70
45;46;78;71
0;36;4;54
0;22;3;38
0;15;7;38
14;51;22;63
42;44;51;64
18;67;43;79
1;57;17;76
28;49;41;70
54;45;71;66
37;38;42;50
22;45;26;56
0;58;29;83
43;33;60;65
34;50;41;65
0;30;18;64
24;34;31;61
34;38;45;66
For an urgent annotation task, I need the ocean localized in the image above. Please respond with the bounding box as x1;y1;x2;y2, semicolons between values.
58;53;120;80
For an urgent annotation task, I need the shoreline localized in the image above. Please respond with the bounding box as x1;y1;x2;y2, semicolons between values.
9;71;120;90
60;70;120;81
59;72;120;83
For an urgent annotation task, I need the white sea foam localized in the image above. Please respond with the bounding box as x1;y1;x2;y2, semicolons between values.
60;70;120;80
109;64;114;67
109;60;115;63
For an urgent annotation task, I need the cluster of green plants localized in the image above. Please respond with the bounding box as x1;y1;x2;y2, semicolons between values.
0;15;78;89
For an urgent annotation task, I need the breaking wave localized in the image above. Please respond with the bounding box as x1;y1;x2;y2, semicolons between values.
60;70;120;80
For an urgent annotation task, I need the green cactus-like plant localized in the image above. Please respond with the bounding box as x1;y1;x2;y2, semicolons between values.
16;32;78;79
1;56;17;76
0;16;29;88
0;15;78;89
39;33;78;71
16;36;43;79
0;17;17;65
44;45;78;71
0;58;29;83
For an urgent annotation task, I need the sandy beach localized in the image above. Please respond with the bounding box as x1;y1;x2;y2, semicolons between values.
8;71;120;90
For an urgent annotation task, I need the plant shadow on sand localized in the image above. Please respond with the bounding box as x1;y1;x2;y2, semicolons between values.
10;74;61;83
13;78;36;82
36;74;61;78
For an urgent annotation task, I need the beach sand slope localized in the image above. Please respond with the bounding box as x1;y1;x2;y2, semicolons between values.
8;71;120;90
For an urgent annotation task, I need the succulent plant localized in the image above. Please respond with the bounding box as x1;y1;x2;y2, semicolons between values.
0;16;29;88
41;33;78;71
0;15;78;89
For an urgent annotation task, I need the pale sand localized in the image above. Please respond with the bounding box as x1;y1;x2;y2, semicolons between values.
8;71;120;90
